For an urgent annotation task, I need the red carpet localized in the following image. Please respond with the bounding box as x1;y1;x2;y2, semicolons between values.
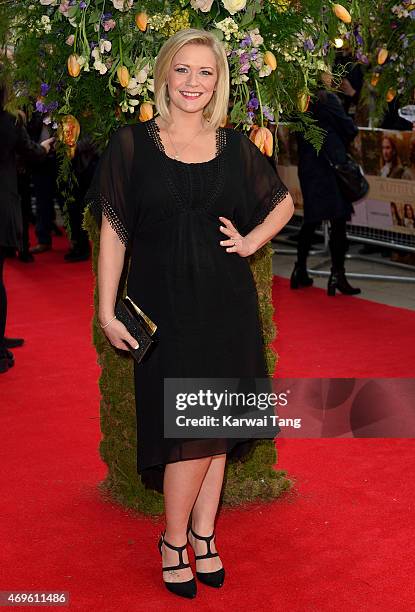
2;236;415;611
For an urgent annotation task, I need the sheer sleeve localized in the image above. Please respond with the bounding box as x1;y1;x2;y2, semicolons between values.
85;125;135;248
235;133;290;236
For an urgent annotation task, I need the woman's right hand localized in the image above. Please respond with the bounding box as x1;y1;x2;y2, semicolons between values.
100;318;139;351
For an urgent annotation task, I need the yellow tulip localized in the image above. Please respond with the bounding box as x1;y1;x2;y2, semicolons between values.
117;65;130;88
57;115;81;147
297;91;310;113
135;12;148;32
386;88;396;103
263;51;277;71
67;54;81;78
333;3;352;23
139;102;153;122
377;48;388;65
249;126;274;157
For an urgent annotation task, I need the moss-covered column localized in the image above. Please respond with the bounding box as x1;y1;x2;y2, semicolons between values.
85;210;291;514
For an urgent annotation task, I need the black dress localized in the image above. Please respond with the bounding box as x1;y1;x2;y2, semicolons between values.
88;118;289;493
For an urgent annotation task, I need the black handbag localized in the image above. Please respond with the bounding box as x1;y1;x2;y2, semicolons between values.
325;152;370;203
115;295;157;364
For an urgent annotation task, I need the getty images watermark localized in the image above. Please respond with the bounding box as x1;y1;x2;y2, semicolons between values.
164;378;415;439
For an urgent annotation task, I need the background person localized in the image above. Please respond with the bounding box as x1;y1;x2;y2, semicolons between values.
291;81;361;296
0;77;53;373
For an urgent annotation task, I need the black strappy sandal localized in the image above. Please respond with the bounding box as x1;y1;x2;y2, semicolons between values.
187;526;225;588
158;531;197;599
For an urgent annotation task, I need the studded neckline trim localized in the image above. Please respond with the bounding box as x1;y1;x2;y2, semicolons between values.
146;117;227;166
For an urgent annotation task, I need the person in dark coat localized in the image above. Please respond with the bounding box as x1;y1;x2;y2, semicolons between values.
28;111;60;254
0;79;54;373
291;86;361;296
64;136;99;262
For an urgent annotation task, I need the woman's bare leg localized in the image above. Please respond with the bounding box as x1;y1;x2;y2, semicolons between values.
162;455;212;583
189;453;227;573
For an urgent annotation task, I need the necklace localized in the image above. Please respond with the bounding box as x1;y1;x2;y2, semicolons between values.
166;124;205;161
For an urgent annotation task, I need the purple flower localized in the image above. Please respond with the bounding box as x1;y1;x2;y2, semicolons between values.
36;100;47;114
322;42;330;56
263;106;274;122
40;82;50;97
90;41;98;49
46;101;59;113
356;50;369;64
303;38;315;52
79;1;87;8
355;33;363;45
101;12;113;21
240;63;250;74
240;36;251;48
248;96;259;111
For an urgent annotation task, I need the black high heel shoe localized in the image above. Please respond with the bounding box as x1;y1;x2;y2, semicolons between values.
290;263;314;289
158;532;197;599
187;527;225;588
327;269;361;296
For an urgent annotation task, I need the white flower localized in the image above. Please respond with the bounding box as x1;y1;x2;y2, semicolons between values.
77;55;87;67
93;59;108;75
40;0;57;5
190;0;214;12
248;28;263;47
44;23;52;33
40;15;50;24
120;100;129;112
66;34;75;46
147;78;154;93
232;74;249;84
136;68;148;84
127;77;142;96
128;99;139;106
215;17;239;40
222;0;246;15
91;48;100;60
258;65;272;77
99;39;112;53
111;0;134;11
43;116;52;125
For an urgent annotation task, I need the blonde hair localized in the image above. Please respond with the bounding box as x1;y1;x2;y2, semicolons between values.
154;28;229;129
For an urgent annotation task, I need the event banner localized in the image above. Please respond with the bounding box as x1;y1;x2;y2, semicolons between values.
164;378;415;439
277;126;415;236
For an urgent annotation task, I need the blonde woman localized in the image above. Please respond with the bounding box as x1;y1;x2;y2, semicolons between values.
88;28;294;599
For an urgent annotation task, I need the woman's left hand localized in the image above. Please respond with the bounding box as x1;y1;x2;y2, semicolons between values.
218;216;254;257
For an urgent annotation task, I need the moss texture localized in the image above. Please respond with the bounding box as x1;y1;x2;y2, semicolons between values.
85;209;292;515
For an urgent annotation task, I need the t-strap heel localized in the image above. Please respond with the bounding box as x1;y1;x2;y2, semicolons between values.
187;527;225;588
158;531;197;599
